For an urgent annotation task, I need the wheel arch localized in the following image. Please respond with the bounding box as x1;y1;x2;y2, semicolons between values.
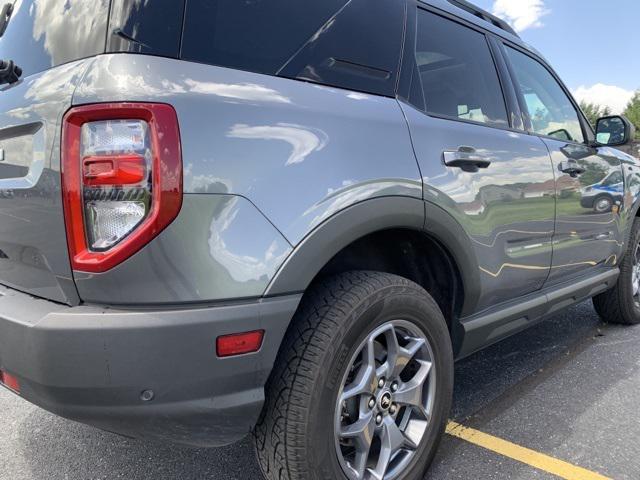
264;197;482;355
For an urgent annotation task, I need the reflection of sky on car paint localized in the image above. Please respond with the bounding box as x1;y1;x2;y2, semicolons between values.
207;196;291;283
0;0;109;76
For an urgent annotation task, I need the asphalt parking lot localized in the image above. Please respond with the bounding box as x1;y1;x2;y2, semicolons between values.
1;300;638;480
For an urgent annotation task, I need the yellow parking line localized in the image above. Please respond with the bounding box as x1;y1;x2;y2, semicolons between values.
446;421;611;480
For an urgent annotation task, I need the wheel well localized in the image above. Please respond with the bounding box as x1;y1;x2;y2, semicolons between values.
312;229;464;328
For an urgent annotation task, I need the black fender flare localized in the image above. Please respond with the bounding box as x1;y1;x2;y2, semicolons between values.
264;196;481;318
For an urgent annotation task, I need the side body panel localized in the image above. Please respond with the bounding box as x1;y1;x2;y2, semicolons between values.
491;33;632;285
0;60;92;305
71;54;422;304
401;103;556;313
544;140;626;284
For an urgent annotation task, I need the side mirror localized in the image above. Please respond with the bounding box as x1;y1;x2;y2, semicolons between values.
595;115;636;147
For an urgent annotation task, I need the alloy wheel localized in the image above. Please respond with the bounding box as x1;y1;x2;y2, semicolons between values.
334;320;436;480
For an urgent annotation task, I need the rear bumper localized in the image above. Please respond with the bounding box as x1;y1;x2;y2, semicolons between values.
0;284;301;446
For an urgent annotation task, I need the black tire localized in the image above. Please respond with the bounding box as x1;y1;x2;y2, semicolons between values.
593;218;640;325
593;195;613;213
254;271;453;480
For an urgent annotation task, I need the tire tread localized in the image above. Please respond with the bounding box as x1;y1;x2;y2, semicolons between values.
254;271;441;480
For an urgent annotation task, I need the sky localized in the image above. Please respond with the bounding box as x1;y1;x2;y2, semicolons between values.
473;0;639;113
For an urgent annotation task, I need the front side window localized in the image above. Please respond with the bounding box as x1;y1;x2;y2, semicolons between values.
505;47;585;143
413;10;509;127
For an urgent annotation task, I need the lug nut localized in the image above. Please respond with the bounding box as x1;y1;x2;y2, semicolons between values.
368;397;376;410
389;404;397;415
390;382;398;392
378;378;386;389
375;414;383;425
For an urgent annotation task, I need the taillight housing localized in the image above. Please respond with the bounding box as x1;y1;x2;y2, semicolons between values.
62;103;182;273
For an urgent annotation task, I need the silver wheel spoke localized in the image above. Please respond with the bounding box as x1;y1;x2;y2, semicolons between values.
340;412;376;479
379;326;426;379
393;337;426;378
341;338;377;403
394;360;432;417
369;417;417;479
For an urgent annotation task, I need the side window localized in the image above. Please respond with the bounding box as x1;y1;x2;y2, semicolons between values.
413;10;509;127
108;0;185;58
279;0;405;97
181;0;349;76
602;171;623;186
504;47;585;143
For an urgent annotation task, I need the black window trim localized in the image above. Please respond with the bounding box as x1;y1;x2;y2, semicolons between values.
496;38;596;147
487;34;525;131
393;0;410;97
397;1;524;135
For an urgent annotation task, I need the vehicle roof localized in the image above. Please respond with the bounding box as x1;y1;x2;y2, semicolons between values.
418;0;548;62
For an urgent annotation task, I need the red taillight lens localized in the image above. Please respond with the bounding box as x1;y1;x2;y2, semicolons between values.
62;103;182;273
82;154;147;186
0;370;20;393
217;330;265;358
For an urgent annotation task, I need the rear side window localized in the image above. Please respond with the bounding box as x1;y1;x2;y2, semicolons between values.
413;9;508;127
0;0;109;78
504;47;585;143
279;0;405;97
107;0;185;58
181;0;349;76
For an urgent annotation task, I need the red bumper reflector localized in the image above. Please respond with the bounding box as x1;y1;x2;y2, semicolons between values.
217;330;265;358
0;370;20;393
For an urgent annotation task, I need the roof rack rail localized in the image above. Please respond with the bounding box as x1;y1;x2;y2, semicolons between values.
447;0;520;38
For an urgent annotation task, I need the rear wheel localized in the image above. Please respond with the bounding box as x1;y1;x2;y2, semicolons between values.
254;271;453;480
593;218;640;325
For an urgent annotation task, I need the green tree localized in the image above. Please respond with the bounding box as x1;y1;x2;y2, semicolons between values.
579;101;612;128
623;91;640;140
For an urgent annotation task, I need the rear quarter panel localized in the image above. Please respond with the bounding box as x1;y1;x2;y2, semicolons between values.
0;60;93;304
71;54;422;304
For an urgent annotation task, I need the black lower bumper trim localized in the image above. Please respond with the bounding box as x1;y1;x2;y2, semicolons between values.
0;285;301;446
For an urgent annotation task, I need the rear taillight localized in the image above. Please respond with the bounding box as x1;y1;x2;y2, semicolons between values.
62;104;182;273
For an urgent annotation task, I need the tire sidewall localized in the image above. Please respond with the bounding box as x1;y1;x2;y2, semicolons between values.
305;284;453;480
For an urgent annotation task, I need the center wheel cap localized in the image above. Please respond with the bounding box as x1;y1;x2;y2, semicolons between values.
379;392;392;410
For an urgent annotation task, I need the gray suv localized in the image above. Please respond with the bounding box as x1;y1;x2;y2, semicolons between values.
0;1;638;479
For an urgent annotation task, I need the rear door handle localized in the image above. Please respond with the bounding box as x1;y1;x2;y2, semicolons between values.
559;160;585;178
443;147;491;173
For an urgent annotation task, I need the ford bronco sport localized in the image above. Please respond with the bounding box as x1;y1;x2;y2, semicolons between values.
0;1;638;479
